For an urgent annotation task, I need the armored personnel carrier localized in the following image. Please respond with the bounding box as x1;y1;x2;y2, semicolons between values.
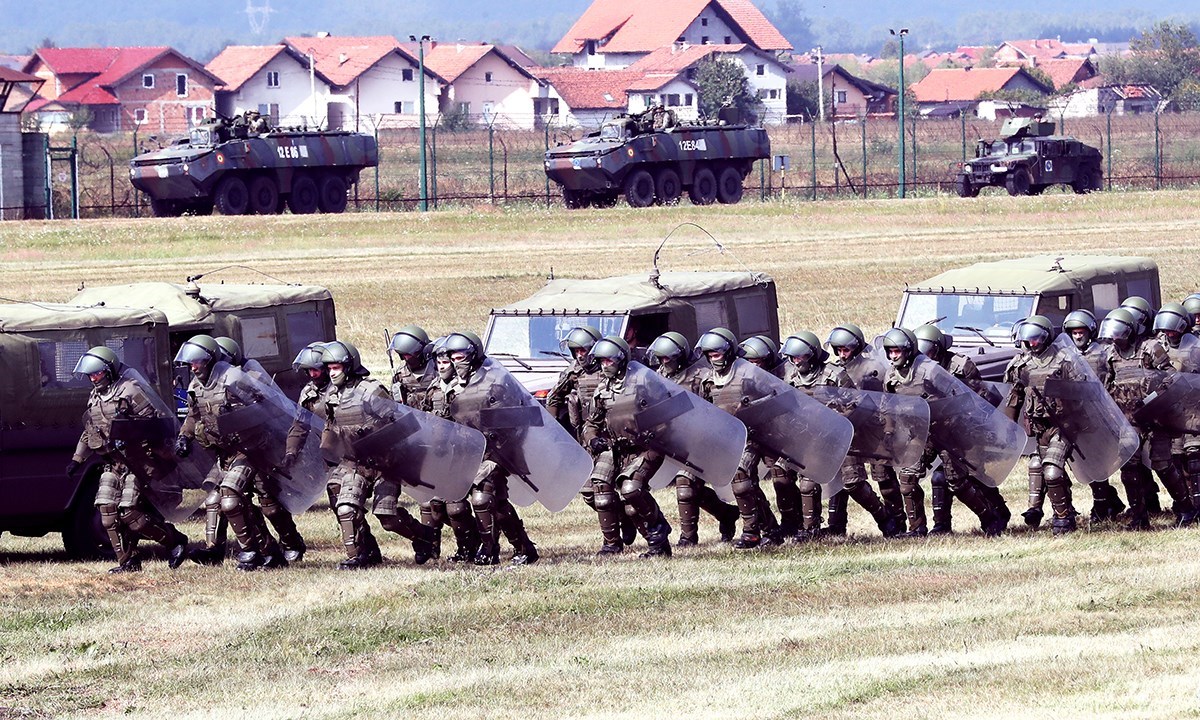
955;117;1103;197
544;107;770;209
129;111;378;216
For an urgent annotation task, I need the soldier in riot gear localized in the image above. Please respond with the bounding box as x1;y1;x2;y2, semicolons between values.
781;332;900;540
1183;294;1200;335
582;336;673;557
696;328;782;548
912;325;1012;535
175;334;286;570
1119;296;1166;513
740;335;788;379
1139;304;1198;526
1169;298;1200;523
444;332;540;565
1004;315;1082;533
648;332;738;546
69;346;190;573
318;340;437;569
883;329;1007;537
286;342;336;506
825;323;905;535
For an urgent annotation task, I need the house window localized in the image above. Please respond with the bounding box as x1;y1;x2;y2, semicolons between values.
402;68;414;81
134;108;147;124
701;36;710;44
394;101;415;114
176;73;188;97
586;40;596;56
191;107;206;122
836;90;847;104
684;93;693;106
485;71;493;83
266;71;280;88
724;35;732;43
756;64;765;76
456;102;470;116
142;73;154;89
643;94;654;107
665;94;681;107
702;17;709;26
769;89;779;100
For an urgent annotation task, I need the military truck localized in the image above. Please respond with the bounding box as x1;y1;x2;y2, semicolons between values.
0;302;174;559
544;107;770;209
895;255;1160;379
129;111;378;217
484;268;780;395
955;117;1103;197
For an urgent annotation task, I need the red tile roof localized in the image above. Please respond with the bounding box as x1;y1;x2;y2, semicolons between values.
283;35;427;87
205;45;288;91
1037;57;1096;89
419;43;493;84
626;43;749;73
911;67;1051;102
0;66;41;83
533;67;644;109
24;47;216;107
552;0;790;55
28;47;121;75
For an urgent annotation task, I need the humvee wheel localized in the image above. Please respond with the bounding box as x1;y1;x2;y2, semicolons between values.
655;168;682;205
214;176;250;215
562;188;590;209
955;175;978;198
623;169;656;208
1005;168;1032;196
1072;167;1103;194
149;198;182;217
318;174;349;213
1028;184;1046;196
288;175;319;214
248;176;280;215
689;167;717;205
716;166;744;204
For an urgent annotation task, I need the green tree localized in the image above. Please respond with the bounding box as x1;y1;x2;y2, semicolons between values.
693;56;763;122
1125;21;1200;100
786;79;819;119
765;0;814;54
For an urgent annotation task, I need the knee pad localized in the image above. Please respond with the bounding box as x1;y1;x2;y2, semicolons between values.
257;493;283;519
1027;455;1044;473
898;472;922;493
95;472;123;507
336;503;360;524
219;463;255;494
471;488;495;513
930;469;948;489
798;479;819;497
767;466;790;489
446;500;472;519
675;482;697;504
204;487;221;511
730;473;756;498
593;491;619;511
219;487;246;515
619;477;647;502
1042;463;1066;486
119;507;149;533
377;514;407;534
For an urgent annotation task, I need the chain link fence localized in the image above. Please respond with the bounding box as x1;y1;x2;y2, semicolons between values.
14;110;1200;219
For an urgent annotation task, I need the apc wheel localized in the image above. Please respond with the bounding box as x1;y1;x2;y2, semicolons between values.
623;169;656;208
61;476;112;561
189;201;214;216
1005;168;1032;196
317;174;349;214
716;166;744;204
247;176;280;214
288;175;319;214
149;198;182;217
654;168;682;205
592;193;619;208
562;188;590;209
214;176;250;215
689;166;717;205
955;175;978;198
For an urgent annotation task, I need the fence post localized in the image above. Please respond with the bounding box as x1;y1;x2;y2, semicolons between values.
132;129;140;217
431;119;439;209
810;117;816;201
488;124;496;203
1106;108;1112;191
70;135;79;219
373;127;380;212
1059;112;1066;136
1154;110;1161;190
910;114;918;192
960;111;966;164
544;119;551;207
861;113;868;198
759;158;765;202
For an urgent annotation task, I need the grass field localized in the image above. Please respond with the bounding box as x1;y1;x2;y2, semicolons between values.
3;191;1200;719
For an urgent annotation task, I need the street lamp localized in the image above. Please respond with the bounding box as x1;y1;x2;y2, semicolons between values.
410;34;431;212
890;27;908;198
811;46;824;122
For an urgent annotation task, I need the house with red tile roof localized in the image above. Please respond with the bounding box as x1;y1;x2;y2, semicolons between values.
994;39;1096;66
1036;57;1098;90
531;67;643;128
397;42;546;129
792;62;897;118
281;35;444;131
22;47;218;133
626;43;790;122
206;45;332;128
553;0;791;69
911;67;1053;112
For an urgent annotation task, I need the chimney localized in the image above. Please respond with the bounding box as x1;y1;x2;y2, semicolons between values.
339;53;347;64
316;31;330;38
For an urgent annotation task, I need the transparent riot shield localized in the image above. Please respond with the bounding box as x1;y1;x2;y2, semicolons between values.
109;367;212;522
708;359;853;485
450;358;592;512
901;356;1025;486
605;362;746;488
981;381;1011;409
1134;372;1200;434
348;391;486;505
810;386;930;468
1178;334;1200;373
219;363;328;514
1041;334;1140;483
842;349;890;393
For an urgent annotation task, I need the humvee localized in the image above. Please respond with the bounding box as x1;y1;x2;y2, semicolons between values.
0;302;174;559
484;269;780;395
955;117;1103;197
895;255;1160;379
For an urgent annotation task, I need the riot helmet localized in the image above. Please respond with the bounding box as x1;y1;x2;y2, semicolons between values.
1062;309;1097;351
826;323;866;362
881;327;919;369
430;336;454;382
214;336;244;366
321;340;369;386
73;346;124;390
739;335;780;369
781;331;825;373
444;331;485;383
648;331;691;372
1153;302;1192;347
292;342;328;385
564;326;602;368
1119;297;1154;337
696;327;741;373
1017;315;1055;355
1183;293;1200;328
389;324;431;372
1098;308;1137;348
913;325;948;362
174;334;222;381
591;336;631;379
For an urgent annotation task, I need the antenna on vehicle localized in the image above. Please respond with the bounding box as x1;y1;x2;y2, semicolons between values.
1050;256;1066;273
186;265;295;285
652;222;763;288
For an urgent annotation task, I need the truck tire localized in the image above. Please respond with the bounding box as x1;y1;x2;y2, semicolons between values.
1072;167;1102;194
689;167;717;205
592;193;619;208
1005;168;1031;196
654;168;682;205
61;476;112;561
150;198;182;217
955;175;978;198
288;175;319;214
214;176;250;215
716;166;744;204
562;188;590;209
317;174;349;214
623;169;656;208
248;176;280;215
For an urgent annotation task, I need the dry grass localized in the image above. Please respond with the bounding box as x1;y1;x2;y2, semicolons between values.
3;191;1200;718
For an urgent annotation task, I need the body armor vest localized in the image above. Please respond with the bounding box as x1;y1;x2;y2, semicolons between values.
839;354;885;391
391;362;436;408
186;375;232;448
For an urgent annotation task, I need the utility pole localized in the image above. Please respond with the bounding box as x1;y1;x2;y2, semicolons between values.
890;28;909;198
307;51;316;129
813;46;824;122
411;34;431;212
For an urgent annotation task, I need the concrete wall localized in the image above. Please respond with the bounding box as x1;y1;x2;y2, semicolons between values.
0;116;24;219
22;131;48;219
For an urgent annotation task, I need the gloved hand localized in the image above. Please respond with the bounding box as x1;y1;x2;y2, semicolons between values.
65;460;81;477
112;439;127;452
588;436;610;454
174;435;192;458
281;451;298;469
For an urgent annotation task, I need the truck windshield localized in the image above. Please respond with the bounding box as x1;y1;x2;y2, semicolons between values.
899;292;1036;342
486;314;626;358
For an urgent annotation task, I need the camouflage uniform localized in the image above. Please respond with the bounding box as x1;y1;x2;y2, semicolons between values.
387;358;442;563
1140;331;1198;525
72;370;189;572
420;369;482;563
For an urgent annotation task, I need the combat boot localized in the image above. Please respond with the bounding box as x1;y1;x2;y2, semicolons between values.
717;505;739;542
733;532;762;549
282;540;307;564
596;543;624;556
929;471;953;535
511;544;539;566
620;513;638;546
167;532;189;570
189;542;226;566
1022;507;1044;528
108;557;142;574
676;533;699;547
260;552;288;570
412;525;440;566
473;544;501;566
875;511;904;539
825;490;848;537
237;551;265;571
337;554;377;570
1050;513;1077;536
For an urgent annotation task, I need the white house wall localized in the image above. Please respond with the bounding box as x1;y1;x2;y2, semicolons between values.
442;52;540;130
679;7;739;46
225;54;328;127
734;51;787;124
628;78;699;122
333;53;441;131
